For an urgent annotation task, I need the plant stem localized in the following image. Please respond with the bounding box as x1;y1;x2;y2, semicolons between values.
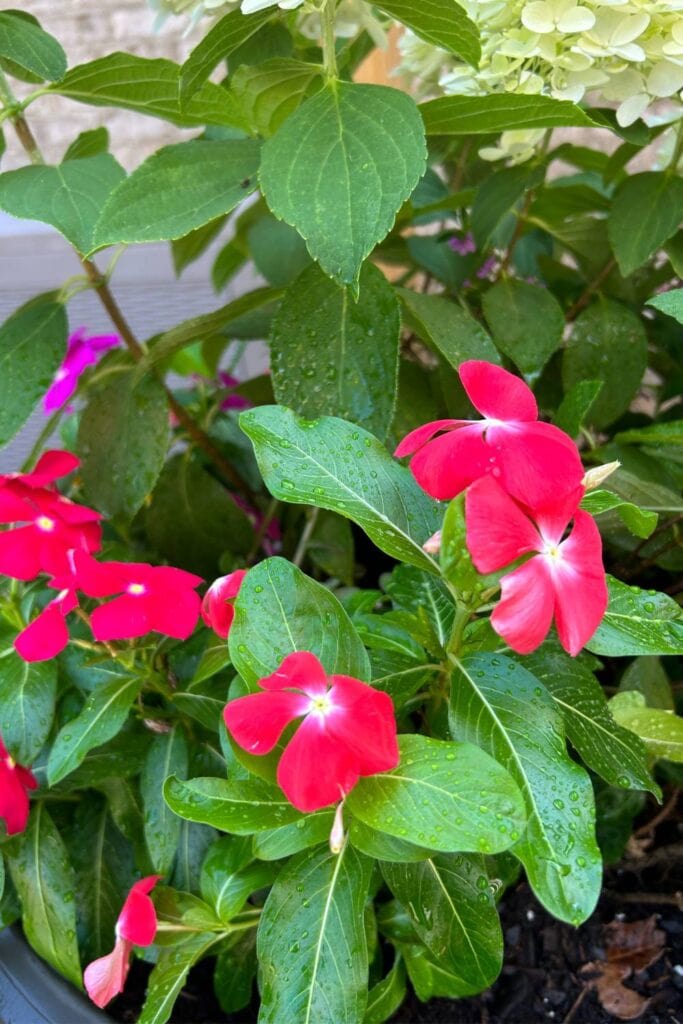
293;507;320;568
321;0;338;79
446;605;470;659
20;410;63;472
565;258;617;322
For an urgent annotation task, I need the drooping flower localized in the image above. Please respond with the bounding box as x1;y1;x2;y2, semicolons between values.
43;328;119;414
65;552;203;642
84;876;161;1008
465;476;607;655
201;570;247;638
0;735;38;836
224;651;399;813
395;360;584;513
14;588;79;663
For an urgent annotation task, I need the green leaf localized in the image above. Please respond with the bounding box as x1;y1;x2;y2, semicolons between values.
49;53;244;127
171;820;216;895
349;819;432;863
0;156;125;254
580;489;658;539
146;452;253;576
615;419;683;447
0;653;56;765
77;369;169;519
138;933;222;1024
384;564;455;654
619;656;673;711
229;556;370;687
555;379;602;437
521;648;658;796
248;215;311;286
200;835;278;922
257;842;372;1024
63;126;109;161
0;10;66;81
252;811;335;861
587;577;683;657
214;930;257;1014
239;406;441;573
164;775;303;833
647;288;683;325
231;58;322;138
610;691;683;763
450;655;602;924
47;675;142;785
397;289;500;370
7;804;81;986
381;855;502;994
562;299;648;428
92;140;259;250
0;298;66;446
374;0;480;64
608;173;683;276
308;510;355;585
172;217;227;276
260;81;426;287
271;262;399;441
472;164;544;249
180;6;273;103
420;94;597;136
154;887;221;946
439;495;488;607
482;279;564;380
364;955;406;1024
141;728;189;875
346;734;526;854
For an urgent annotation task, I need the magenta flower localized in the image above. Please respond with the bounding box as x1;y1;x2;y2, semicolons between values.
0;734;37;836
448;232;476;255
201;569;247;639
218;372;251;412
43;328;119;414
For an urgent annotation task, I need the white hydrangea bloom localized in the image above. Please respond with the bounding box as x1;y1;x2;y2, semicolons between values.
241;0;305;13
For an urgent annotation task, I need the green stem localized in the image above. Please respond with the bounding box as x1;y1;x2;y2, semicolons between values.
20;410;63;472
446;605;470;659
293;507;320;568
321;0;338;80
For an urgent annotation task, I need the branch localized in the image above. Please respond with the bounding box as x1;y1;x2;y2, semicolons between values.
565;259;617;322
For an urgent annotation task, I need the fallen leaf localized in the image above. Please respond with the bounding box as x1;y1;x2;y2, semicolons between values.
605;915;666;972
580;962;651;1021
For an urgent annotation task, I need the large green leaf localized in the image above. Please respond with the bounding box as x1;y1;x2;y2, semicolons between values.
138;933;223;1024
608;172;683;277
381;854;502;994
420;94;597;135
77;369;169;520
615;419;683;447
562;299;648;428
200;835;278;923
0;653;56;765
554;379;602;438
0;299;66;446
0;10;66;81
647;288;683;325
450;655;601;924
610;691;683;763
472;164;544;249
92;140;260;250
252;811;335;861
141;728;189;875
521;648;658;796
587;577;683;656
229;556;370;687
239;406;441;572
482;279;564;380
49;53;244;127
164;775;303;833
257;842;372;1024
271;262;400;441
384;564;455;654
7;804;81;986
260;81;426;286
231;58;322;138
397;289;500;370
47;675;142;785
0;156;125;254
180;6;273;102
364;955;406;1024
346;734;526;854
374;0;480;64
580;489;658;540
171;821;217;896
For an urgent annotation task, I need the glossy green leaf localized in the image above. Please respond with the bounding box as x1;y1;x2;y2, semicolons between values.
384;564;455;654
364;955;406;1024
214;930;257;1014
581;489;658;539
240;406;441;573
482;279;564;379
271;263;399;441
0;298;66;446
610;691;683;763
260;81;426;286
0;156;125;254
153;887;221;946
172;217;227;276
180;6;273;102
472;164;544;249
349;819;432;863
0;10;66;81
252;811;335;861
141;728;189;875
608;172;683;276
63;126;109;161
231;58;322;138
171;821;217;895
248;215;311;286
420;94;597;136
587;577;683;657
554;380;602;437
257;842;372;1024
47;675;142;786
138;933;223;1024
164;775;303;834
647;288;683;325
0;653;56;765
346;734;526;854
200;835;278;922
374;0;479;64
619;656;673;711
615;419;683;447
397;289;500;370
450;655;601;924
439;495;493;608
77;369;169;520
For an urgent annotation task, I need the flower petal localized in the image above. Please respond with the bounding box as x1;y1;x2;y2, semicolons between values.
460;361;538;421
0;761;31;835
90;596;151;641
552;510;608;655
259;651;328;696
492;558;555;654
326;676;399;775
394;419;464;458
117;876;161;945
492;422;584;514
277;715;361;813
465;477;541;573
0;526;41;580
14;604;70;662
23;450;80;486
84;938;131;1008
409;424;489;501
224;691;311;754
146;587;201;640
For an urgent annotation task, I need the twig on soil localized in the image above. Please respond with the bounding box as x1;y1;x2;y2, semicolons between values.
634;790;680;838
603;891;683;910
562;986;588;1024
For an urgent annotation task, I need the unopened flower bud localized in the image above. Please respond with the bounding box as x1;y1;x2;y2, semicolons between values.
329;800;346;855
423;530;442;555
582;461;621;491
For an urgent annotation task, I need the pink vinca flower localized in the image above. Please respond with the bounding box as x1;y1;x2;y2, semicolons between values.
67;551;202;642
201;570;247;639
14;587;79;662
395;361;584;513
465;476;608;656
224;651;399;813
218;372;251;411
84;876;160;1008
0;735;38;836
43;328;119;414
0;449;80;492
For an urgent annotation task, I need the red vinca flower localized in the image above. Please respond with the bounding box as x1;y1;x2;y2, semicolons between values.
395;361;584;512
0;735;38;836
0;450;81;491
465;477;608;656
201;570;247;639
14;587;79;663
224;652;399;813
84;875;160;1008
66;552;202;642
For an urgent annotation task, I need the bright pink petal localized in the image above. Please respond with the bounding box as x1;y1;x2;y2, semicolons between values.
224;691;311;754
490;423;585;515
551;511;608;656
460;361;537;422
15;765;38;791
201;572;246;637
14;604;70;662
145;565;203;589
465;477;541;573
277;715;361;813
117;876;161;945
0;490;34;523
0;526;41;580
491;558;555;654
22;450;80;486
326;676;399;774
394;419;464;459
90;596;151;641
409;424;489;501
84;938;131;1008
259;651;328;696
88;333;120;353
0;762;32;835
68;552;132;597
43;371;79;413
145;587;201;640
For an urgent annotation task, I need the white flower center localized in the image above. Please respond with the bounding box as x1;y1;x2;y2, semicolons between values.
127;583;146;596
35;515;56;532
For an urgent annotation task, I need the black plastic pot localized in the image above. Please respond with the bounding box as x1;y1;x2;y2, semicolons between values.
0;925;108;1024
